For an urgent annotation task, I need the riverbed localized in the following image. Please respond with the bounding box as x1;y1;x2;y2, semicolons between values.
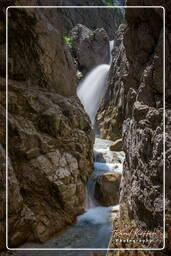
13;138;124;254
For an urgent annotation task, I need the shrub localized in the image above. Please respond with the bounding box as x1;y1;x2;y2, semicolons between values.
64;35;73;48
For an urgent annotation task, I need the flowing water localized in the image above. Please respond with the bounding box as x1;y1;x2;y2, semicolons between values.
77;40;114;125
77;64;110;125
14;40;123;253
18;138;124;253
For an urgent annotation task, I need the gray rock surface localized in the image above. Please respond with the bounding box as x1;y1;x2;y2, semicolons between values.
97;24;128;140
101;0;171;253
0;1;94;250
38;0;124;40
71;24;110;74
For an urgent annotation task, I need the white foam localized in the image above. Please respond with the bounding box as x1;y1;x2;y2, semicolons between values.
77;206;113;225
77;65;110;125
94;162;123;174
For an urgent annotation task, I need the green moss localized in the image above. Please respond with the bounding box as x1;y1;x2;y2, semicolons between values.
64;35;73;48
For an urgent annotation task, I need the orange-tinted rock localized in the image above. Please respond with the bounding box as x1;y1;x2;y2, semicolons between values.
95;173;121;206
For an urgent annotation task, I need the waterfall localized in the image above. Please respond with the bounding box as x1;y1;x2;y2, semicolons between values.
85;174;98;209
77;40;114;210
77;64;110;125
77;40;114;126
77;40;115;212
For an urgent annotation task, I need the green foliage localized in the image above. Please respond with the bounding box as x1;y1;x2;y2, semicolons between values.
90;29;96;36
114;7;121;15
105;0;113;6
64;35;73;48
105;1;120;15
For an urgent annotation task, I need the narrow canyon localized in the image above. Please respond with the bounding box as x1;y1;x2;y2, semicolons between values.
0;0;170;256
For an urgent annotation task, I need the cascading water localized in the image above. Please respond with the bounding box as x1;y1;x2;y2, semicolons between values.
57;39;125;249
77;40;114;126
17;40;124;253
78;40;115;212
77;64;110;125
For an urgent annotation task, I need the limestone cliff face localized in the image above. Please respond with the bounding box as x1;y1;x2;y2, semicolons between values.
103;0;171;254
0;1;94;249
97;24;128;140
38;0;123;40
71;24;110;75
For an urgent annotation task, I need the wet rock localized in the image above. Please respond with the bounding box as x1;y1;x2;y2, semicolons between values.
94;150;106;163
71;24;110;74
94;173;121;206
110;139;122;151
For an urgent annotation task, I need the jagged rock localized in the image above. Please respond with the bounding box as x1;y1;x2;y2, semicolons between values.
39;0;123;39
71;24;110;74
110;139;122;151
107;0;171;253
97;24;128;140
0;3;94;250
94;173;121;206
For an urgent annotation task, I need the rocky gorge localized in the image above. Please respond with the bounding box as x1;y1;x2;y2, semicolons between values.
0;0;171;255
0;0;124;252
1;0;95;250
103;0;171;255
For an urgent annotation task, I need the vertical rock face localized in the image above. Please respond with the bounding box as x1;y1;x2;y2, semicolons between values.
71;24;110;75
38;0;124;39
97;24;128;140
0;1;94;249
104;1;171;254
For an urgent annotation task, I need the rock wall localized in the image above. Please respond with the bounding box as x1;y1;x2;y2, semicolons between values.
97;24;128;140
0;0;94;250
71;24;110;75
37;0;123;40
103;0;171;254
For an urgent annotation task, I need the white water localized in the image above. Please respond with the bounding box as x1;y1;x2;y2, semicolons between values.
80;138;124;229
77;40;114;125
13;40;121;252
19;139;124;251
77;206;113;225
77;64;110;125
74;40;122;248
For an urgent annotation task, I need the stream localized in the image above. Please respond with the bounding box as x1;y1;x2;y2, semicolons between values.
11;41;125;254
17;138;124;255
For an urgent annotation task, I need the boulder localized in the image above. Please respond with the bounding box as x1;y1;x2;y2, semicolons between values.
94;173;121;206
110;138;123;151
71;24;110;74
